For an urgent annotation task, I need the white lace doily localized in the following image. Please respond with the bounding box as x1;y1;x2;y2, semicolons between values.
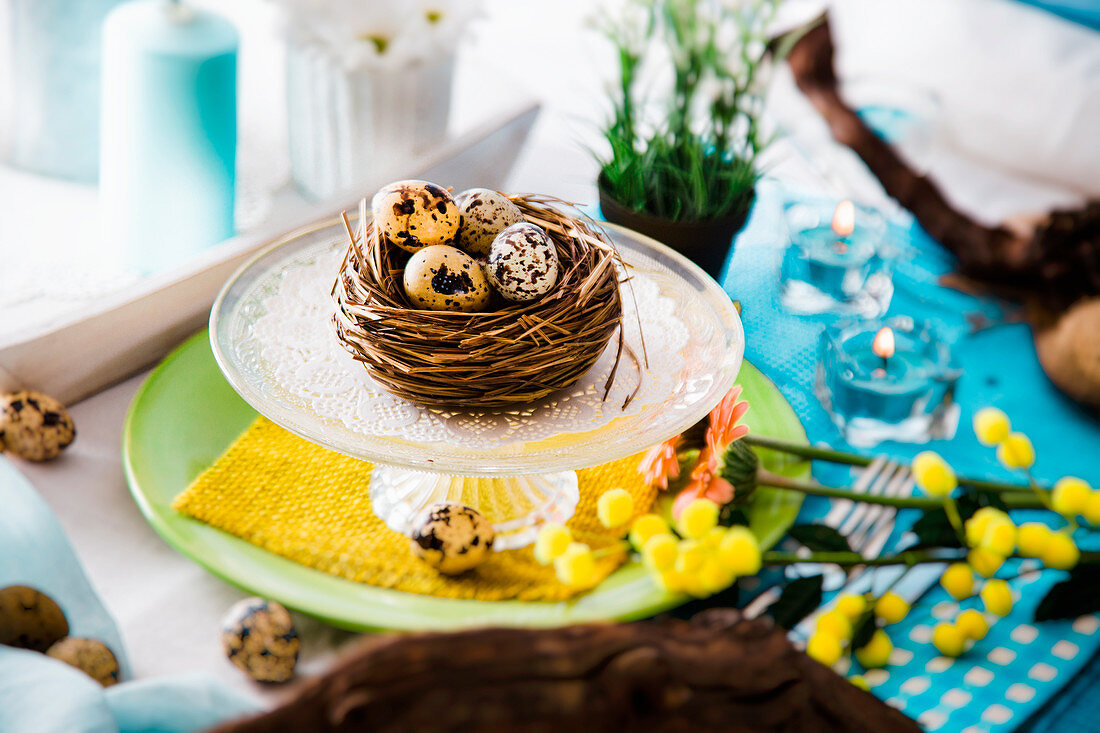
242;245;688;450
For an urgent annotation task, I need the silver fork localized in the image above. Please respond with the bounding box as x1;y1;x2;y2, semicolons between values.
847;462;914;566
743;457;915;621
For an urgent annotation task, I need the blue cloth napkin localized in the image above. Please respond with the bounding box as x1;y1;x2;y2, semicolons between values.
0;457;130;678
720;180;1100;732
0;646;259;733
0;457;261;733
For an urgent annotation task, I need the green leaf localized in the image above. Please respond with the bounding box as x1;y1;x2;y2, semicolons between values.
789;523;852;553
850;610;877;650
975;490;1009;513
719;505;750;528
908;493;987;550
909;509;961;550
767;575;824;629
1034;565;1100;622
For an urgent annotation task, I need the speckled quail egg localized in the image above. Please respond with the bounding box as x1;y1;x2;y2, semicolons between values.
485;223;561;302
0;586;68;652
410;503;495;575
46;638;120;687
454;188;525;256
371;179;460;253
221;597;300;683
403;245;492;312
0;391;75;462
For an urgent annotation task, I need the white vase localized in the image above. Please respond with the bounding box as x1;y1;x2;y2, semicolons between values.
286;37;455;201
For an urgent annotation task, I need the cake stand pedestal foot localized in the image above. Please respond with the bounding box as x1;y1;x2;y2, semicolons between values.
369;466;580;550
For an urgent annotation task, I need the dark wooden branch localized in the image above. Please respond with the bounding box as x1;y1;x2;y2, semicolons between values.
786;19;1100;308
209;611;919;732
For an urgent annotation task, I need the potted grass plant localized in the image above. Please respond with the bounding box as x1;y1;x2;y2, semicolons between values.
595;0;776;279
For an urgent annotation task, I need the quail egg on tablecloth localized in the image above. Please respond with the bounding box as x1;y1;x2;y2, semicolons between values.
221;597;300;683
46;638;120;687
372;179;460;253
403;245;492;312
0;391;75;462
486;222;561;302
411;503;495;575
0;585;68;651
455;188;525;256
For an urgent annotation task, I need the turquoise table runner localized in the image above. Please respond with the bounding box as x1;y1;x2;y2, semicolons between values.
1012;0;1100;30
719;179;1100;732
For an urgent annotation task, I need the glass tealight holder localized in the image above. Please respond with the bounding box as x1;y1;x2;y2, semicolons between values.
816;317;961;448
780;198;893;318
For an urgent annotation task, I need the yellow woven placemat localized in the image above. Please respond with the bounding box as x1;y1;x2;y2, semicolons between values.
172;418;655;602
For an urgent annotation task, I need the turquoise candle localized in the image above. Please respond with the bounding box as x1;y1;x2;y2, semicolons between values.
100;0;237;273
781;198;892;317
791;225;877;300
817;319;962;447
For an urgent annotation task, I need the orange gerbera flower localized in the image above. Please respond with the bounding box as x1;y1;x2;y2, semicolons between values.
672;446;735;519
639;435;681;490
706;385;750;454
640;387;751;518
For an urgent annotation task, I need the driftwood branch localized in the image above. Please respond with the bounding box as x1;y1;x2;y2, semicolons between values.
787;17;1100;411
786;19;1100;307
209;611;918;732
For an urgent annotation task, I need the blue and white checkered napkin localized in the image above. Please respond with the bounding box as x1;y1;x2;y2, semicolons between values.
860;556;1099;732
719;181;1100;732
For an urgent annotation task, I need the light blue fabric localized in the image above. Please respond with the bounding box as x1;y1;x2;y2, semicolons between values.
0;646;260;733
0;647;119;733
105;675;262;733
0;457;261;732
721;180;1100;732
0;457;130;678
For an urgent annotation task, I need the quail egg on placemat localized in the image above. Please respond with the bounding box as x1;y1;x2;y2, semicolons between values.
486;223;561;302
372;179;460;253
410;503;495;575
455;188;525;256
403;245;492;312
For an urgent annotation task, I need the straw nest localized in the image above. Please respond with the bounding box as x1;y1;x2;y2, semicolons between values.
332;194;625;410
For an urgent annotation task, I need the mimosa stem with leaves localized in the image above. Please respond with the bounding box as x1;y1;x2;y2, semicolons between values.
756;469;1045;510
763;550;1100;568
745;435;1041;494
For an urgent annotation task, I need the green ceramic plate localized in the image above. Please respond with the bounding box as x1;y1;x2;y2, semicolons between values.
122;331;807;632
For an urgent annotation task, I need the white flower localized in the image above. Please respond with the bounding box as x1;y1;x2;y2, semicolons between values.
273;0;482;68
415;0;484;54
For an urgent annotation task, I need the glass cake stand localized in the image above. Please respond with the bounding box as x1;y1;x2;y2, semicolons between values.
210;216;743;549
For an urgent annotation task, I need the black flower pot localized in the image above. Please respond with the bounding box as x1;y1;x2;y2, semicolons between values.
598;185;754;282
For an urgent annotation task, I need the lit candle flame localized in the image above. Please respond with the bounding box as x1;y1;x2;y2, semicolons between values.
832;200;855;237
872;326;896;360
